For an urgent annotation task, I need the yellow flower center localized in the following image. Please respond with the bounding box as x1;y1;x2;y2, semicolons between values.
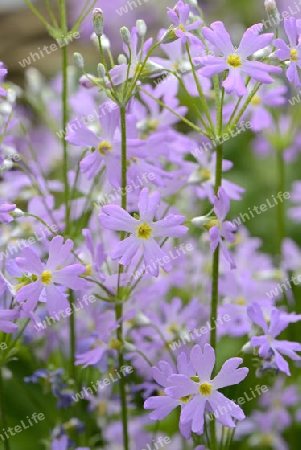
85;264;92;276
40;270;53;285
180;395;192;404
167;323;179;333
98;140;112;155
236;297;246;306
251;95;261;106
261;434;273;445
199;382;213;396
136;222;153;240
199;168;211;181
290;48;298;62
227;54;242;69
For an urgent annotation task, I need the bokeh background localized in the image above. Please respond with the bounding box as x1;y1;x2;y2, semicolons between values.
1;0;301;448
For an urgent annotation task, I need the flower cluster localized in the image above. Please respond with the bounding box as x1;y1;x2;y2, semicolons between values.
1;1;301;449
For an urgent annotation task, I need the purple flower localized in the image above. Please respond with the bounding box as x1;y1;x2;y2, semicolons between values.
145;344;248;435
0;62;7;101
15;236;87;316
0;203;16;223
209;187;236;269
66;101;144;186
99;188;188;276
248;302;301;375
274;17;301;86
0;309;19;333
197;22;281;96
167;1;203;45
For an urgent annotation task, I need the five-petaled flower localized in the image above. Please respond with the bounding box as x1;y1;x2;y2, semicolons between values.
144;344;248;435
99;187;188;277
15;236;87;316
197;22;282;96
274;17;301;87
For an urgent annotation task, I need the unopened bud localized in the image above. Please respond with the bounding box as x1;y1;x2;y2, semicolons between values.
118;54;127;65
79;74;95;89
135;312;151;325
264;0;280;26
11;208;24;218
192;216;218;230
120;26;131;46
136;19;147;37
73;52;84;69
93;8;104;37
123;342;136;352
97;63;106;78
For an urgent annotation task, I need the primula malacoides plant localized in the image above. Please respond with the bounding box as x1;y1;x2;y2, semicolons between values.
1;0;301;449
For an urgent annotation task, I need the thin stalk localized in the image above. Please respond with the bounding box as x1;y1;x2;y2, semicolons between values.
139;87;207;135
0;369;10;450
276;149;285;257
209;144;223;450
116;106;129;450
186;43;214;131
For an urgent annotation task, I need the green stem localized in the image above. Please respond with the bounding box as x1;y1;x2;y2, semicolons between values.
186;44;214;131
209;144;223;450
0;369;10;450
139;87;207;135
276;149;285;257
116;106;129;450
69;292;76;381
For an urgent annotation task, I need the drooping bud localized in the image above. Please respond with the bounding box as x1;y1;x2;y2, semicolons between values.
93;8;104;37
73;52;84;69
11;208;24;218
120;26;131;46
192;215;219;230
136;19;147;37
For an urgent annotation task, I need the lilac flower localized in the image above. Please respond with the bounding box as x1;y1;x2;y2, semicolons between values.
66;101;144;185
0;309;19;333
167;1;203;45
75;310;119;368
197;22;281;96
0;203;16;223
99;188;188;277
0;62;7;101
274;17;301;87
145;344;248;435
209;187;236;269
240;83;287;131
248;302;301;375
15;236;87;316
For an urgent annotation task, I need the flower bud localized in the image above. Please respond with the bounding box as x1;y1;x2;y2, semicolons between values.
118;54;127;65
79;74;95;89
93;8;104;37
123;342;136;352
264;0;280;26
120;26;131;46
136;19;147;37
11;208;24;218
97;63;106;78
73;52;84;70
